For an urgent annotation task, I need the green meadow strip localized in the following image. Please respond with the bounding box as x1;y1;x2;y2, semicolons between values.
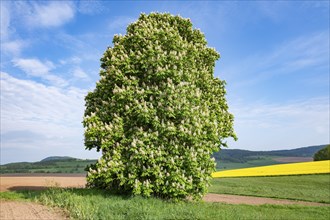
210;174;330;203
1;188;329;220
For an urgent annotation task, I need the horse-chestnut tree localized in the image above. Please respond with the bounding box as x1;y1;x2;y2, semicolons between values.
83;13;236;200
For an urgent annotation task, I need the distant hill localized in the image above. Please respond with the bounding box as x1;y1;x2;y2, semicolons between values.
0;144;327;174
40;156;76;162
213;145;326;163
0;157;97;174
260;145;327;157
213;144;327;170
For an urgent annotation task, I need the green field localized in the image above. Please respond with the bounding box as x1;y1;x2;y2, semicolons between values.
1;187;329;220
210;174;330;203
216;156;282;170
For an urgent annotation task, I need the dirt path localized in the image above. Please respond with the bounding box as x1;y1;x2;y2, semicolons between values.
204;193;330;206
0;200;68;220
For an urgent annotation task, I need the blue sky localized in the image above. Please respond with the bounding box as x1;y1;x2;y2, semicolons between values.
1;1;329;164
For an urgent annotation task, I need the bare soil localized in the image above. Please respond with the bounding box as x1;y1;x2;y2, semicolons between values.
272;157;313;163
0;200;68;220
0;175;86;191
0;175;83;219
0;175;328;219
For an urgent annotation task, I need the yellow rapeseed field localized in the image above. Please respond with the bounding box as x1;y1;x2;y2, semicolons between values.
212;160;330;178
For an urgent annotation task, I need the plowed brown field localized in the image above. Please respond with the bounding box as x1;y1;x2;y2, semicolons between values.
0;174;86;192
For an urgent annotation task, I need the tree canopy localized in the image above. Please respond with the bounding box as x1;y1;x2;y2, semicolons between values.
83;13;236;200
313;145;330;161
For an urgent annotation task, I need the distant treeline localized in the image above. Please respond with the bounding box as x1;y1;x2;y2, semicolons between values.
1;145;327;174
213;145;326;163
0;158;97;174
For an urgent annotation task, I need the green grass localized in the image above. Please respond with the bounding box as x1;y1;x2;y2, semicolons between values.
210;174;330;203
0;191;30;201
1;188;329;220
216;156;281;170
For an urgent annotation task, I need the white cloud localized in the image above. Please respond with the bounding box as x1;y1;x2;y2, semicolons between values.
1;72;80;127
78;0;105;15
43;74;68;87
12;58;68;87
59;56;82;65
220;31;329;86
13;58;54;77
1;1;75;30
73;67;89;80
1;1;75;62
28;2;75;28
227;97;329;150
279;32;329;70
0;72;100;164
256;1;290;22
0;1;10;40
1;40;27;57
0;2;29;66
108;16;136;33
55;32;102;62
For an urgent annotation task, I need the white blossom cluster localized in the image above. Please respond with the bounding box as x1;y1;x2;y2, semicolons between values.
83;13;236;200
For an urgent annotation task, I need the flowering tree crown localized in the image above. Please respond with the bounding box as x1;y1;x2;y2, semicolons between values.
83;13;236;200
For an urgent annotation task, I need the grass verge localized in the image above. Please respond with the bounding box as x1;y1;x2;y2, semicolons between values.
210;174;330;203
1;188;329;220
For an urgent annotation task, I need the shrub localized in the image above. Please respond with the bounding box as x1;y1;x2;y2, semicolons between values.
314;145;330;161
83;13;236;200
